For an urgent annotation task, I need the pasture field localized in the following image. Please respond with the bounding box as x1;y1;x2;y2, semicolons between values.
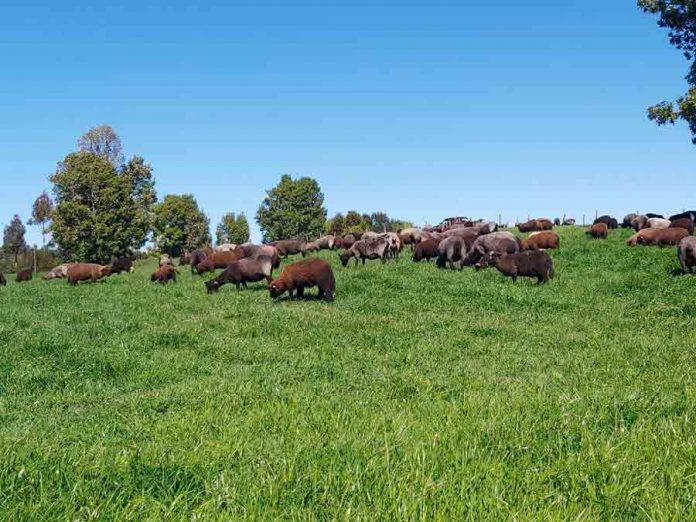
2;226;696;520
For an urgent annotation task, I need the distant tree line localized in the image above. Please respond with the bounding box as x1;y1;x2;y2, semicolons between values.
2;125;416;268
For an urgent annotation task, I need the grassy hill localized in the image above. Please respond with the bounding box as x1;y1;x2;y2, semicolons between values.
1;226;695;519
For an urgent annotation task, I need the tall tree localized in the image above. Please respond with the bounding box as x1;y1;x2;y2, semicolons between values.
640;1;696;142
256;175;327;242
28;191;54;246
50;151;156;262
77;125;124;166
153;194;211;257
369;212;391;232
216;212;250;245
3;214;27;268
344;210;370;234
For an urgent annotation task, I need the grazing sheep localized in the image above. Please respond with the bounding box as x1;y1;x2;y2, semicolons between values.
15;269;33;282
669;218;694;235
646;218;671;230
196;249;246;274
269;258;335;302
521;231;560;251
622;213;638;228
271;239;308;258
482;250;554;284
67;264;111;285
42;264;70;280
436;236;467;270
111;257;134;274
678;236;696;275
593;215;618;229
464;232;521;266
150;265;178;284
639;227;689;246
215;243;237;252
412;238;441;262
341;234;357;249
339;237;390;267
587;222;608;239
378;232;402;260
159;255;174;267
205;255;274;292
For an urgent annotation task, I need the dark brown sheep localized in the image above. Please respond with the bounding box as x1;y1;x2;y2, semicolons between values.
270;239;307;258
196;249;245;274
586;222;608;239
16;269;33;282
639;227;689;246
150;265;179;284
341;234;356;249
464;232;521;266
669;218;694;235
0;272;6;286
593;215;618;229
521;231;560;251
269;258;335;302
412;238;440;262
339;237;390;267
482;250;554;284
67;263;111;285
205;255;274;293
111;257;134;274
182;249;209;274
678;236;696;275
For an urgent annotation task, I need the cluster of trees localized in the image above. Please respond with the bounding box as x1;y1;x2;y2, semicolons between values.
216;213;250;245
325;211;413;236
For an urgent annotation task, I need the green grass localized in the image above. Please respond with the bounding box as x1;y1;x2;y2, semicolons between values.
1;226;696;520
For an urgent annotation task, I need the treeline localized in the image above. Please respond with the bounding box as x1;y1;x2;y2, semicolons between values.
1;125;411;269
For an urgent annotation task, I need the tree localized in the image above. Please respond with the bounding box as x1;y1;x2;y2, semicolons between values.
216;212;250;245
28;191;54;246
3;214;27;268
77;124;124;166
256;175;327;242
369;212;391;232
343;210;371;234
153;194;211;257
50;151;156;262
325;213;346;235
640;1;696;143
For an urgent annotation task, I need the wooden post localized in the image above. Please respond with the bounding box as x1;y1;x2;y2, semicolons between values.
33;246;37;273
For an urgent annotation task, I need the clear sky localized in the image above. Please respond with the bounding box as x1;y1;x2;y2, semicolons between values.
1;1;694;244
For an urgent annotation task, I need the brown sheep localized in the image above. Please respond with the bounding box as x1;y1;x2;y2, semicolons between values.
240;244;281;268
16;269;33;282
412;238;440;262
521;231;560;251
517;219;553;233
196;249;246;274
0;272;6;286
639;227;689;246
341;234;356;249
670;218;694;235
269;258;335;302
150;265;179;284
270;239;307;258
339;237;390;267
626;228;660;246
481;250;554;284
586;222;608;239
67;263;111;285
205;255;274;292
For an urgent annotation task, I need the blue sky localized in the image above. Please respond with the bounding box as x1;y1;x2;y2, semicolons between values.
1;1;694;244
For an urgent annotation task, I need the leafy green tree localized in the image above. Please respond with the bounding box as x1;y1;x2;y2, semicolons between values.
153;194;211;256
325;213;346;235
28;191;54;246
216;212;250;245
343;210;371;235
389;219;414;232
369;212;391;232
77;124;124;166
640;1;696;142
50;151;156;262
3;214;27;268
256;175;327;242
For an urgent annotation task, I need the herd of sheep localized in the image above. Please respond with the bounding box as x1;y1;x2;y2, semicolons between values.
2;210;695;301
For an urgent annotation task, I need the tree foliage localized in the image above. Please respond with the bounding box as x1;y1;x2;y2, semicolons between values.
28;191;54;245
640;0;696;143
153;194;211;257
50;151;156;263
3;214;27;267
216;212;250;245
256;175;327;242
77;125;124;166
326;210;413;235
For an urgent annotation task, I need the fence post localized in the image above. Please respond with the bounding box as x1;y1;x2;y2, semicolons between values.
33;247;37;273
